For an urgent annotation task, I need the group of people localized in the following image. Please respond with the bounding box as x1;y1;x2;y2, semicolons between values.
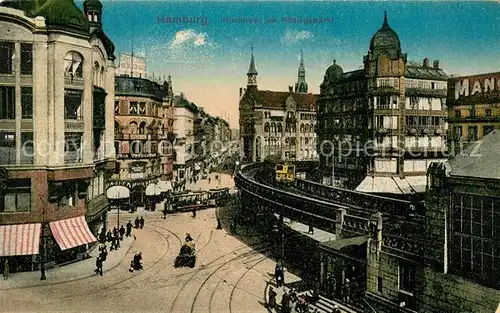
268;286;340;313
94;216;146;276
324;272;363;304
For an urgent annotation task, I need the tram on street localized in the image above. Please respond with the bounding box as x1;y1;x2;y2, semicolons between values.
207;187;230;207
169;191;209;212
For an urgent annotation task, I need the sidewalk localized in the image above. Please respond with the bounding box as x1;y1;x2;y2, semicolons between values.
0;236;135;290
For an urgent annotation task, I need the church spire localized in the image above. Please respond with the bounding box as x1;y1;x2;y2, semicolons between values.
295;50;308;94
247;46;258;88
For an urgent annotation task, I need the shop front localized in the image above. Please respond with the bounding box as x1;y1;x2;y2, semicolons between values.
319;236;369;300
0;223;41;273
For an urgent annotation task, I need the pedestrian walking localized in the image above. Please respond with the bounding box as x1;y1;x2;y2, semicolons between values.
134;217;140;229
99;230;106;243
192;208;196;218
99;243;108;262
119;225;125;240
343;279;351;303
208;177;211;184
216;218;222;229
106;230;112;242
275;264;284;288
162;205;168;219
126;221;133;237
267;286;277;309
139;216;145;229
3;259;9;280
114;233;121;249
281;289;291;313
95;257;103;276
308;224;314;235
351;278;359;303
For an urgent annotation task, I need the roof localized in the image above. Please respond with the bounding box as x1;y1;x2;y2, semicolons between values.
340;69;366;82
356;175;427;194
405;65;448;80
447;130;500;180
174;95;199;113
320;235;369;251
34;0;90;36
246;90;318;111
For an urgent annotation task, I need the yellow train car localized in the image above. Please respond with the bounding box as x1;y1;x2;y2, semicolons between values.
275;163;296;184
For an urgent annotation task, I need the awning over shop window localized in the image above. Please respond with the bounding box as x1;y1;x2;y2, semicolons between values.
106;185;130;199
49;216;97;251
0;223;41;256
355;175;427;194
145;183;161;196
157;180;173;193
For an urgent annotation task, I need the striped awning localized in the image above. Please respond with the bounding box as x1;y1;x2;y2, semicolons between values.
0;223;41;257
49;216;97;251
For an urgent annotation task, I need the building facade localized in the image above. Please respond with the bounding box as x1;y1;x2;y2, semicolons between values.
447;72;500;153
112;75;174;206
239;49;318;162
0;0;116;271
317;13;448;195
423;130;500;312
173;94;197;188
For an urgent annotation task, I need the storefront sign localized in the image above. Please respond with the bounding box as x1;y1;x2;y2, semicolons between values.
453;72;500;100
107;179;156;190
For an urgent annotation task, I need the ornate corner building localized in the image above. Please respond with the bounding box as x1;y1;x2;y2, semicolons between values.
111;75;175;206
239;48;319;163
0;0;116;270
317;12;448;196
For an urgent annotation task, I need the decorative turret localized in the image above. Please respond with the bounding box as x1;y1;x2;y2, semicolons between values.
83;0;103;29
247;47;258;89
295;50;308;94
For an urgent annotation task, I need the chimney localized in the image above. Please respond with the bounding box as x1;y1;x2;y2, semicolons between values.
423;57;429;67
433;60;439;69
289;86;293;93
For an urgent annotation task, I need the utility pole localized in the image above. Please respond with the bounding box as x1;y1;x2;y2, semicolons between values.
331;155;335;187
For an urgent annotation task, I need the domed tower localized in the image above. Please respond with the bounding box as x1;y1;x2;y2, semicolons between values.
83;0;103;30
364;11;407;77
320;59;343;93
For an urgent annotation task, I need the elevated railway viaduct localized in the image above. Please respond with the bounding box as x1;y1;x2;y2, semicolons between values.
234;163;430;313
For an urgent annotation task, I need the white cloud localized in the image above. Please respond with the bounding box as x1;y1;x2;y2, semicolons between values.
170;29;210;48
280;30;313;45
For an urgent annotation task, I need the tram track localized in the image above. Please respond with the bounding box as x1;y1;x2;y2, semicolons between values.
170;242;271;313
52;223;181;301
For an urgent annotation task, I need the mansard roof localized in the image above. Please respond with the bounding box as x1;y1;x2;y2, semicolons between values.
405;63;448;80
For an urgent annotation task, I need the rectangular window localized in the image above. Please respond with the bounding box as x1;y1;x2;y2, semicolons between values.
20;43;33;75
64;89;83;119
57;181;77;207
21;87;33;119
64;132;83;163
455;126;463;138
0;86;15;119
0;42;15;74
0;132;16;165
0;179;31;212
455;110;461;117
139;102;146;115
485;109;492;117
399;263;415;293
469;126;478;141
20;132;34;164
129;101;138;114
469;109;475;118
377;277;383;293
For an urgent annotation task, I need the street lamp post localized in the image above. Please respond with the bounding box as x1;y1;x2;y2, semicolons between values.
40;204;46;280
116;191;120;230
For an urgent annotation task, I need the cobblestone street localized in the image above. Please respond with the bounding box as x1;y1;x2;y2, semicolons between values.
0;174;280;313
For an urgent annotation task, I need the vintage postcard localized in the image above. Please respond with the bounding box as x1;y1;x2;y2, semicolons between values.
0;0;499;312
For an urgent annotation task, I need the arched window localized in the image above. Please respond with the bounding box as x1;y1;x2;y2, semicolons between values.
300;123;304;133
64;51;83;77
264;122;270;132
277;123;282;133
129;121;138;134
271;123;276;133
139;121;146;134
